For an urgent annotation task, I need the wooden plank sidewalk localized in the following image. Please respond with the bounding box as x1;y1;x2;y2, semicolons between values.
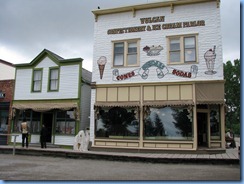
0;145;240;164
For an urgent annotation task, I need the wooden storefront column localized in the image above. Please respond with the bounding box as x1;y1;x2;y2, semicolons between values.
139;85;143;148
193;83;197;150
220;104;226;148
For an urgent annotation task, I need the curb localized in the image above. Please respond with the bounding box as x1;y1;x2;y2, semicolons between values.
0;147;239;165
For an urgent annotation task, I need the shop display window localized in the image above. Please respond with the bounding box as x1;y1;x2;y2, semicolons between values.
56;110;75;135
12;110;41;134
95;107;139;139
0;110;8;133
210;105;221;140
144;106;193;140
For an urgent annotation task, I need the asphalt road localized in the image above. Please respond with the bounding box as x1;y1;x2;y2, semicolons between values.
0;154;240;181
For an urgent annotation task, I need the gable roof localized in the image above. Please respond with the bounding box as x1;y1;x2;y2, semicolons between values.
0;59;15;68
15;49;83;68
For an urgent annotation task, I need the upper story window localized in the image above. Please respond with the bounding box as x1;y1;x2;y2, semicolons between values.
167;34;198;64
32;69;42;92
49;68;59;91
113;39;140;67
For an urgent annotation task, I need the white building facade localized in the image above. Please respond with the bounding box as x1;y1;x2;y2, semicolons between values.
11;49;91;146
90;0;225;152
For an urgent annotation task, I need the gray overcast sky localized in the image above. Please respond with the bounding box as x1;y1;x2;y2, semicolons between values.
0;0;240;72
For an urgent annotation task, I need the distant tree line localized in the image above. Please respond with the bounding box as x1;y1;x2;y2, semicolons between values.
224;59;240;135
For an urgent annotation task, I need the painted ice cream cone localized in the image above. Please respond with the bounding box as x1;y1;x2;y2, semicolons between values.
97;56;107;79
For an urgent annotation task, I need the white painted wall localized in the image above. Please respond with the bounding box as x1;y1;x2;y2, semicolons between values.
0;63;15;80
90;1;223;142
54;135;75;146
14;56;80;100
92;1;223;85
80;83;91;130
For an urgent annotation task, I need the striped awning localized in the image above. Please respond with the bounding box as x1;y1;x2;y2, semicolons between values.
143;100;194;107
12;102;78;112
94;101;140;108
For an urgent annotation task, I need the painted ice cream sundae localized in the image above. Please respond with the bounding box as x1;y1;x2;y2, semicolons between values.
97;56;107;79
204;46;217;75
143;45;163;56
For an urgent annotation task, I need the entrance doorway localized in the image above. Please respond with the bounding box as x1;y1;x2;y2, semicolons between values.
43;113;53;143
197;112;208;147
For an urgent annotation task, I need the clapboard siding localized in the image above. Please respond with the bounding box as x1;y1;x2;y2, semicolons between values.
0;62;15;80
55;135;75;146
80;83;91;130
14;56;79;100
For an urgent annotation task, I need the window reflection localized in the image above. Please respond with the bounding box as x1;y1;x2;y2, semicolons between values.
56;110;76;135
210;105;220;139
12;110;41;133
144;106;193;140
0;110;8;133
95;107;139;139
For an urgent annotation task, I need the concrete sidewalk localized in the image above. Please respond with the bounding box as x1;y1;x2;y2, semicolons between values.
0;144;240;165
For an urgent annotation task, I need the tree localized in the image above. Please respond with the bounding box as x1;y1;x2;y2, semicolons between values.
224;59;240;134
172;109;192;138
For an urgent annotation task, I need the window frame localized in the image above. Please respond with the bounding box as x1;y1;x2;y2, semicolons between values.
55;110;76;135
167;34;198;65
48;67;60;92
95;107;140;139
144;106;193;141
112;39;140;67
12;110;41;134
32;69;43;92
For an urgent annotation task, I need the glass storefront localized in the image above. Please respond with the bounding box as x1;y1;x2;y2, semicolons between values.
12;110;41;133
12;109;76;135
55;110;76;135
210;105;221;140
0;110;8;134
95;107;139;139
144;106;193;140
0;103;10;145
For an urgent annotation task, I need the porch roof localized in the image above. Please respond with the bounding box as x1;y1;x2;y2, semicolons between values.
12;102;78;112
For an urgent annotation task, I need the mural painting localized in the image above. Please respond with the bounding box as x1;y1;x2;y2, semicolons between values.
96;44;217;81
112;60;198;81
143;45;163;56
97;56;107;79
204;46;217;75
